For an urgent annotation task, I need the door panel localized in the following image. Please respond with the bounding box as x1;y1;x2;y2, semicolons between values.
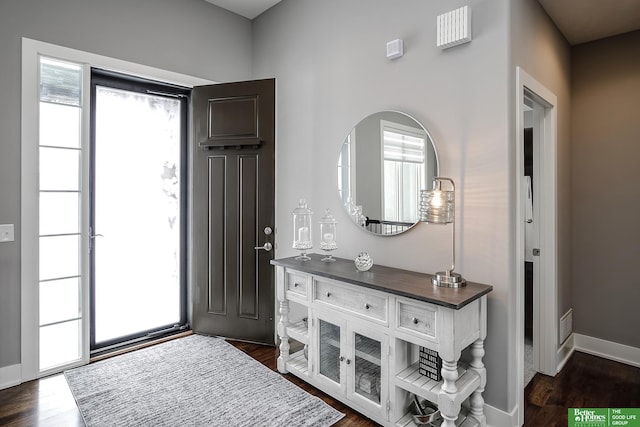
208;96;258;140
239;154;259;319
192;79;275;344
207;156;227;315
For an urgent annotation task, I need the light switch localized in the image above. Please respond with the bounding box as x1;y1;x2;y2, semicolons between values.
0;224;15;242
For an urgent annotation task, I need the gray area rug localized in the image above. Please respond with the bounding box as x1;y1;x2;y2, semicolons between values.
65;335;344;426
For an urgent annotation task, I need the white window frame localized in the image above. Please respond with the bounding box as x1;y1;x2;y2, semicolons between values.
21;38;212;381
379;119;427;222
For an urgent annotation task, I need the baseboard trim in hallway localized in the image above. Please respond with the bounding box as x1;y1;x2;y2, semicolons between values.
573;333;640;369
0;364;21;391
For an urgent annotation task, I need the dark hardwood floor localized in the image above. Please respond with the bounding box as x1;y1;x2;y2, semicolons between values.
1;341;638;427
524;351;640;426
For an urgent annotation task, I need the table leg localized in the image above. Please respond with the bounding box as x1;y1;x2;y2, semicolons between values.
276;299;290;373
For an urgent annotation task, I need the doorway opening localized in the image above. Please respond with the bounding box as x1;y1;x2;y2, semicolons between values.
523;97;543;388
21;38;211;382
516;67;559;425
89;70;190;355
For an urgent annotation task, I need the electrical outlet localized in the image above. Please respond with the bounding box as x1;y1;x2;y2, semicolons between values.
0;224;15;243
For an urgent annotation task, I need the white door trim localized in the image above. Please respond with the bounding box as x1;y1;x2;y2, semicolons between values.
20;37;212;382
515;66;558;426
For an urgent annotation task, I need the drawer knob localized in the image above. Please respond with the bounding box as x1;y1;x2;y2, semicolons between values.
364;303;370;310
413;317;419;325
326;292;331;297
346;359;351;365
294;282;299;287
339;356;345;362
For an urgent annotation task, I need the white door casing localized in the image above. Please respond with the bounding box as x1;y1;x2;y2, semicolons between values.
515;66;558;426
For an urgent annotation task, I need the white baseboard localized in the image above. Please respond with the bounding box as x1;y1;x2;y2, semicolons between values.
0;364;21;390
485;402;518;427
556;333;575;373
574;333;640;368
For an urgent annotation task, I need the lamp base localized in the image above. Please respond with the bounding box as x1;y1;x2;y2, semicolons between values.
432;271;466;288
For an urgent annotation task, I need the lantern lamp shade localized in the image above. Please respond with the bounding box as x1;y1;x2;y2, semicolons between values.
419;183;454;224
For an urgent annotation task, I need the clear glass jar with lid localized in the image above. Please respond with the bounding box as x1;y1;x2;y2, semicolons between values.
292;198;313;261
319;209;337;262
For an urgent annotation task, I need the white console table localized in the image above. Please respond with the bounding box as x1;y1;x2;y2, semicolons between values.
271;254;492;427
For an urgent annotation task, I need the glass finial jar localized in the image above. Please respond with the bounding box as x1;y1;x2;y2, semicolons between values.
292;198;313;261
319;208;338;262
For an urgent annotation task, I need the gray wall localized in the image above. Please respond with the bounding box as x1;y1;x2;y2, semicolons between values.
354;113;385;220
0;0;252;369
253;0;514;412
510;0;572;334
510;0;572;329
571;30;640;348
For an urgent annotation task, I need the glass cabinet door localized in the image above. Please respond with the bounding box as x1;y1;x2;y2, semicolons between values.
354;333;382;404
318;319;341;385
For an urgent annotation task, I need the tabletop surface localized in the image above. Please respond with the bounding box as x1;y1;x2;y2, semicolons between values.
271;254;493;310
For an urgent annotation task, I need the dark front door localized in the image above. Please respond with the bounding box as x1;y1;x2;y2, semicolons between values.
192;79;275;345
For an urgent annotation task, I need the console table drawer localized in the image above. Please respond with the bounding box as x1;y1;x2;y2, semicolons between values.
286;271;309;297
396;300;437;340
315;279;387;322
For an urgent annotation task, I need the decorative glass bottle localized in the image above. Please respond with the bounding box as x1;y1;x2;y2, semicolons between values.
319;209;338;262
292;198;313;261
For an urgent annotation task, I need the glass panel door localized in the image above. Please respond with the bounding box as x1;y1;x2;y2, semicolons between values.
347;326;387;419
318;319;342;385
91;73;187;350
354;333;382;404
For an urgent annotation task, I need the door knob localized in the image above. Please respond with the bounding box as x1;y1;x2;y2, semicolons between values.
254;242;273;251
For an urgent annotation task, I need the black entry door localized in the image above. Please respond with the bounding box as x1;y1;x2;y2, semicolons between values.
192;79;275;345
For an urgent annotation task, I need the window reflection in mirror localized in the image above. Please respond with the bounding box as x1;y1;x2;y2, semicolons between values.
337;111;438;236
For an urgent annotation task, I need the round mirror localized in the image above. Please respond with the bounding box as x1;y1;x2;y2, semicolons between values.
337;111;438;236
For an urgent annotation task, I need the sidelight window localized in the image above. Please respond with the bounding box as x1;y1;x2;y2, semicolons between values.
38;57;84;371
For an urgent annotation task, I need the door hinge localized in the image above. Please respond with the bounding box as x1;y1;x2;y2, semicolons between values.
386;399;391;413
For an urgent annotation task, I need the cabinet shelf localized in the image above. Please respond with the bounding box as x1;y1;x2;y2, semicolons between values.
324;337;382;366
395;407;479;427
395;362;480;407
286;320;309;344
285;349;309;378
